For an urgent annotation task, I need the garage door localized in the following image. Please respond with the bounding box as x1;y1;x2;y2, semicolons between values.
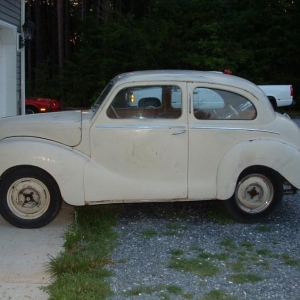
0;36;3;117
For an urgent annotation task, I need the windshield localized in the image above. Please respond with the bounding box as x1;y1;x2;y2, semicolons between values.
91;81;114;113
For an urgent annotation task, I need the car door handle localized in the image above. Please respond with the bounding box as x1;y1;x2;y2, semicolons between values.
172;129;186;135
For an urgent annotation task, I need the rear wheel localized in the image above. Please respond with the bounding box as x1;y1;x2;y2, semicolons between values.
0;167;62;228
224;169;283;222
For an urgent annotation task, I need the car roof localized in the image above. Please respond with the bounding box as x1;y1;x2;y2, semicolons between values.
111;70;264;99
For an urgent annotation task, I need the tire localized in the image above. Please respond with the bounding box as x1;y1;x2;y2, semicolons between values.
25;106;38;114
267;97;277;110
224;169;283;223
0;167;62;228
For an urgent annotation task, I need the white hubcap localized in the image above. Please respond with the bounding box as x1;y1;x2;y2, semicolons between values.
236;174;273;213
7;178;50;219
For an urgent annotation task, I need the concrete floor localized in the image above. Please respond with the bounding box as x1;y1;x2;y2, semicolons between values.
0;203;73;300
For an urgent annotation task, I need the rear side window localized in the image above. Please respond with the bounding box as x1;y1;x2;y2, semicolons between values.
193;88;256;120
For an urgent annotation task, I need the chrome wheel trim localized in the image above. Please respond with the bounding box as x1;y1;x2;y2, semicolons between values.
7;177;51;219
235;174;274;214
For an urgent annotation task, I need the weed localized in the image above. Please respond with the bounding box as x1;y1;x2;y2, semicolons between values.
282;255;300;267
220;239;237;250
125;284;165;296
125;284;192;299
140;229;158;238
198;252;229;261
170;249;185;256
166;285;183;295
256;260;271;269
207;205;231;225
256;249;273;256
229;259;246;272
255;225;271;232
240;240;253;251
229;273;264;284
44;205;119;298
164;223;187;236
237;250;247;256
168;257;219;277
166;223;187;230
201;289;238;300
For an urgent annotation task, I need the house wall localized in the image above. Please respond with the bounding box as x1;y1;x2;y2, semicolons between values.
0;0;21;117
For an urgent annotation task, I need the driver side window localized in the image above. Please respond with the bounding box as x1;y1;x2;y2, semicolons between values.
107;86;182;119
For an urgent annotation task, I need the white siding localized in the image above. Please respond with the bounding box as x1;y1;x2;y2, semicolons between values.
0;0;21;116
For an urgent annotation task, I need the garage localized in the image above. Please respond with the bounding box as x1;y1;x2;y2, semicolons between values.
0;16;20;117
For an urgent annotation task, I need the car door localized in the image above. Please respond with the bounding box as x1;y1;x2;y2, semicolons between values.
84;82;189;202
187;83;257;200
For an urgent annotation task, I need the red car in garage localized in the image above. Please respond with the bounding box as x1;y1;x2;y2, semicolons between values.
25;97;62;114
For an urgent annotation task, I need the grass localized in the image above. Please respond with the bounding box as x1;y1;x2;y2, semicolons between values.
140;229;158;238
168;256;220;277
228;273;264;284
43;202;300;299
44;205;119;299
255;225;271;232
206;202;232;225
125;284;193;299
201;290;239;300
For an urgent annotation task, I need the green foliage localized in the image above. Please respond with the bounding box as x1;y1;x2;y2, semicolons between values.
44;205;119;299
26;1;300;107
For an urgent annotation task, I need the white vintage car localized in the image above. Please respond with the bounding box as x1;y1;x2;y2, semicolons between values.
0;70;300;228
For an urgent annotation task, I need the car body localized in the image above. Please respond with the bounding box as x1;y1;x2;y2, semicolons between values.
1;70;300;228
25;97;62;114
259;85;294;108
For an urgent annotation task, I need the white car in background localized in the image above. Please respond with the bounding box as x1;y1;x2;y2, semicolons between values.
0;70;299;228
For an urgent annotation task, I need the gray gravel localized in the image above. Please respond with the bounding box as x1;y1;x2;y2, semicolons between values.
106;117;300;300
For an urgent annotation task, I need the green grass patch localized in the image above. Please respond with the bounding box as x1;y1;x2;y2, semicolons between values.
229;273;264;284
166;223;187;231
256;249;273;256
281;254;300;267
240;240;254;251
125;284;193;299
198;252;229;261
170;249;185;256
44;205;119;299
207;204;231;225
255;225;271;232
229;259;246;272
168;257;219;277
164;222;187;236
140;229;158;238
45;269;113;300
256;260;271;269
201;290;238;300
220;239;237;250
125;284;166;296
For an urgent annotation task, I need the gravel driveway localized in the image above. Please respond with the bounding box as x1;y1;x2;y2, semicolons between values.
106;117;300;300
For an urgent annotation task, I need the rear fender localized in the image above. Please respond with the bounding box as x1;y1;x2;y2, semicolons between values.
0;137;89;205
216;139;300;199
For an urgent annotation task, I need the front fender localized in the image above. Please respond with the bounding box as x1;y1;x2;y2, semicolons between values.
0;137;89;205
216;139;300;199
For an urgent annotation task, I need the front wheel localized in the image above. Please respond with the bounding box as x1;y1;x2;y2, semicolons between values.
224;169;283;222
0;168;62;228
